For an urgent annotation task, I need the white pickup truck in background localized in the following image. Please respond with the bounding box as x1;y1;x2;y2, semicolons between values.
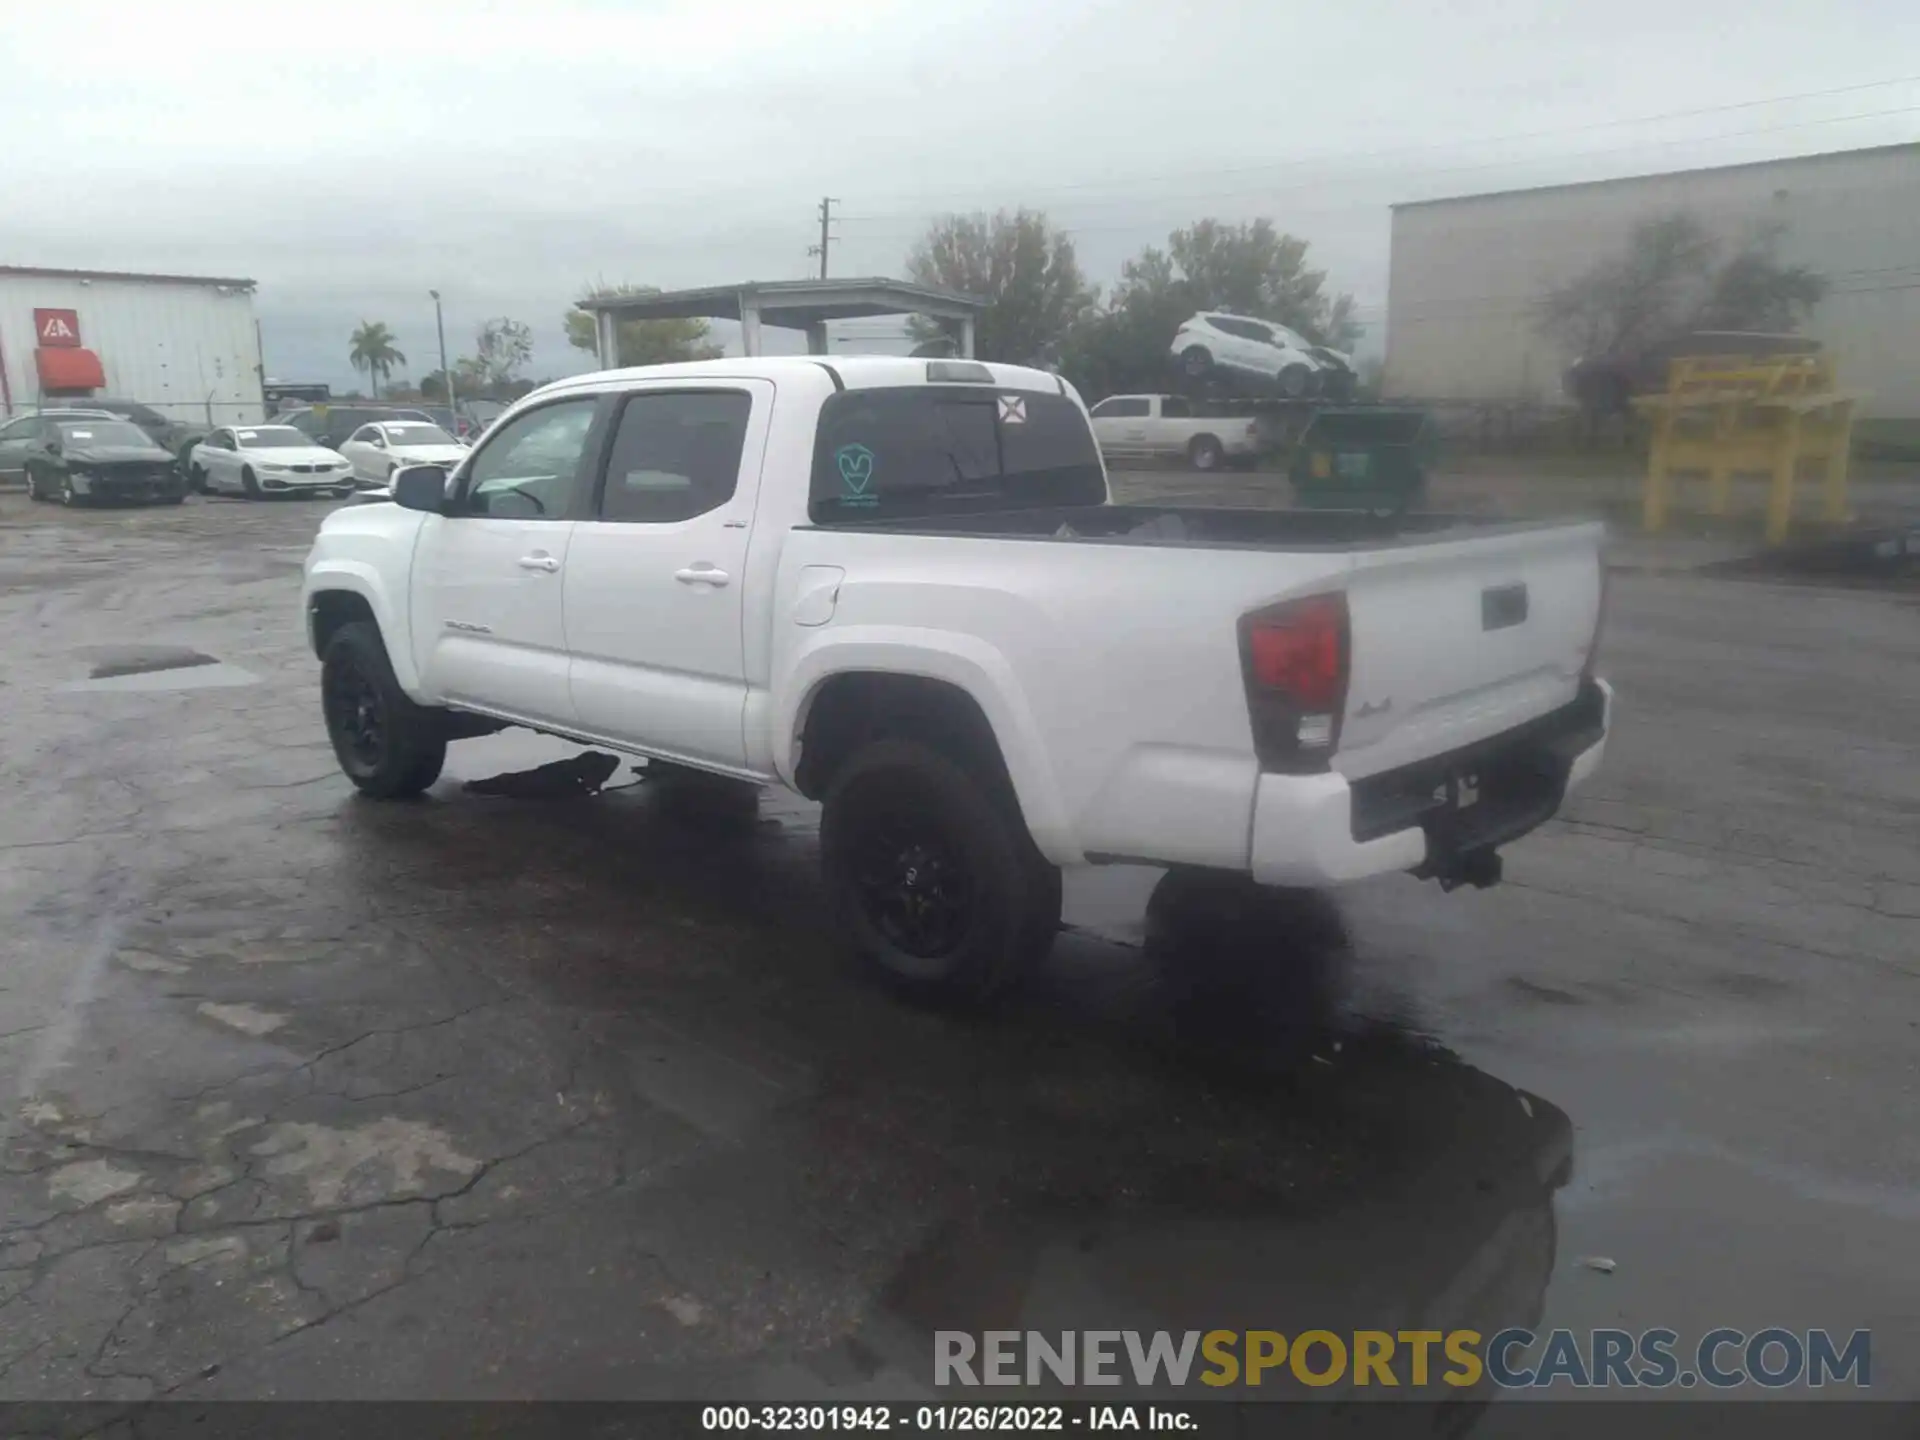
1088;392;1263;471
303;356;1612;1003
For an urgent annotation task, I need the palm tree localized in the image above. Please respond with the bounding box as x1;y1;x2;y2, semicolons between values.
348;321;406;399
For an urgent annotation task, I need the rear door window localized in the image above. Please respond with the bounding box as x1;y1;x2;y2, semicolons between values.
810;387;1105;525
596;390;752;524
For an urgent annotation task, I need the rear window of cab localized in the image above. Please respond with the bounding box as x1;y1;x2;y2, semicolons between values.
809;386;1104;525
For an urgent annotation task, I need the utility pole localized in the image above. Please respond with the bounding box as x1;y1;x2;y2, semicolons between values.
254;317;267;418
430;289;456;425
806;196;839;279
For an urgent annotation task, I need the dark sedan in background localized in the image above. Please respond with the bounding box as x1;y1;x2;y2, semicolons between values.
22;416;186;505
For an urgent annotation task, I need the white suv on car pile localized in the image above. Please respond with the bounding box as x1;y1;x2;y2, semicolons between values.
1171;313;1357;398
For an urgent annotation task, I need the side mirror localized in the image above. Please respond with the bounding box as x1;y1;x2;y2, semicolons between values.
391;464;450;513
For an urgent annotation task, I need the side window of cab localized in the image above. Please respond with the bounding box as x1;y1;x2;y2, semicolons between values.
458;398;600;521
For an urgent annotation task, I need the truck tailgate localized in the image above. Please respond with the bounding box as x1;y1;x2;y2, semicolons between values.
1335;521;1603;781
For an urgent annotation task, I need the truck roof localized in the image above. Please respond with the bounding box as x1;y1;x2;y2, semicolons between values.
538;355;1071;398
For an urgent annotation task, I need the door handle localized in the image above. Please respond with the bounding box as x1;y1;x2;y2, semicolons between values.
674;565;730;587
517;554;561;573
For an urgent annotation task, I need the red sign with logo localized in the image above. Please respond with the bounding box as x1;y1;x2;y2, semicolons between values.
34;309;82;347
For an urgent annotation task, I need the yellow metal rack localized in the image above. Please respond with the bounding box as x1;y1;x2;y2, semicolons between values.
1633;353;1864;544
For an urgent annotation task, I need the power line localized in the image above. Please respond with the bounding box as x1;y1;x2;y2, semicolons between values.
835;74;1920;212
833;105;1920;240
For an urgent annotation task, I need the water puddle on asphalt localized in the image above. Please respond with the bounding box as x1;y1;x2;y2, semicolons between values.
825;869;1575;1406
65;645;259;692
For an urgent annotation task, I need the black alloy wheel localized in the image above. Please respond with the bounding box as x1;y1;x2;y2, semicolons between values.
318;620;447;797
323;648;387;777
821;737;1061;1005
850;811;974;961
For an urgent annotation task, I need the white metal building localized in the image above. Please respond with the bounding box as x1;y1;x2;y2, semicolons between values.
0;265;265;426
1382;144;1920;419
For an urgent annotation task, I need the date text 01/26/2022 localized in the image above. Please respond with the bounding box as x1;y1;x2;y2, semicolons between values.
701;1405;1196;1432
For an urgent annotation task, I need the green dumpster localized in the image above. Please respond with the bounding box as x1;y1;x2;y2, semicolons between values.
1288;407;1436;513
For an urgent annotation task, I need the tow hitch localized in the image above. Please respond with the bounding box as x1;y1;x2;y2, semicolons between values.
1424;848;1504;892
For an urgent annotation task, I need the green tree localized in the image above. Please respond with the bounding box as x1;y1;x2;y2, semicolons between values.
1059;219;1358;399
347;321;405;399
564;283;724;366
905;209;1096;366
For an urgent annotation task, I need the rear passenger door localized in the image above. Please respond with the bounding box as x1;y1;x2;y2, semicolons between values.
562;381;771;771
1150;395;1191;456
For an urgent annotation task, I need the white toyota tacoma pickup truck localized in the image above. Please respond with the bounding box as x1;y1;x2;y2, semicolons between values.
303;356;1611;1002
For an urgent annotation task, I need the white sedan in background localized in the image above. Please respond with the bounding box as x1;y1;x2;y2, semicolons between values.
338;421;468;488
188;425;358;498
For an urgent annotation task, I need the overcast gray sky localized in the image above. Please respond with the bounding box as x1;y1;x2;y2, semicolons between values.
6;0;1915;387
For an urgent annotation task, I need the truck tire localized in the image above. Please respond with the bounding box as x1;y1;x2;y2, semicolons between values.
1279;363;1312;398
821;738;1061;1007
1187;434;1225;472
320;620;447;799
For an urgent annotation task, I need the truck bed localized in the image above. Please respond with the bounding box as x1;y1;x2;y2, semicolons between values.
782;504;1605;801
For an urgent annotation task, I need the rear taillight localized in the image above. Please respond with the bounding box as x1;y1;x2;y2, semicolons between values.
1240;592;1350;773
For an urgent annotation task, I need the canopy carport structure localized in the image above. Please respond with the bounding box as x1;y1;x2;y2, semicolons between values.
575;278;985;365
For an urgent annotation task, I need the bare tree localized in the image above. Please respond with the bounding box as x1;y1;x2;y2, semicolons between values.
471;317;534;389
1539;214;1824;369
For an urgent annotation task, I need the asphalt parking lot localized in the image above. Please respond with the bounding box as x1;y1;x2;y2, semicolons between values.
0;489;1915;1416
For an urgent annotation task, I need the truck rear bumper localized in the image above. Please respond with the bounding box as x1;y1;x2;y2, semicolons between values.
1248;678;1611;887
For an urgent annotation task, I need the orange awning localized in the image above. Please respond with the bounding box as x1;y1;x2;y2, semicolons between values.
35;347;106;391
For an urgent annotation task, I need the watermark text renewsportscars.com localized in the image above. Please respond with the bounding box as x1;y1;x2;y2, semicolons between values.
934;1328;1871;1390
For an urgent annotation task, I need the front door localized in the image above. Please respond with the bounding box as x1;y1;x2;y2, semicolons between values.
409;395;604;726
202;431;238;490
341;426;390;484
563;382;770;770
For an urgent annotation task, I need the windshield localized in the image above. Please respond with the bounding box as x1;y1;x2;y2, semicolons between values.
234;426;312;449
56;420;150;448
382;423;454;445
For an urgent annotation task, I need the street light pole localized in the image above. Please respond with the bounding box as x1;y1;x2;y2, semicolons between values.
430;289;455;425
